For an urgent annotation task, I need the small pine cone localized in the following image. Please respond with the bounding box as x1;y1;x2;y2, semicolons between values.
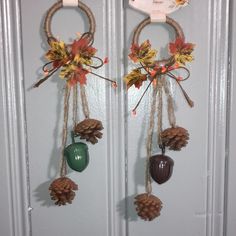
134;193;162;221
74;118;103;144
161;126;189;151
49;177;78;206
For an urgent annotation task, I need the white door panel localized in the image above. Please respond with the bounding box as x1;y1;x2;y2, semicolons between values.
0;0;234;235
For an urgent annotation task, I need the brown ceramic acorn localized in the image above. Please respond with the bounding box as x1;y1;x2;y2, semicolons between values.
149;154;174;184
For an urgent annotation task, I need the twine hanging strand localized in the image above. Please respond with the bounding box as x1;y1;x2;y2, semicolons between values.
163;79;176;128
59;86;71;177
146;83;158;195
80;84;90;119
157;77;164;147
73;84;78;128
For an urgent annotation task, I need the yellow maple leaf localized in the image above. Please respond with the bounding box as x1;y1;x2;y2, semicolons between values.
129;40;157;65
73;54;93;65
46;40;69;62
174;54;194;65
59;63;76;79
124;69;147;89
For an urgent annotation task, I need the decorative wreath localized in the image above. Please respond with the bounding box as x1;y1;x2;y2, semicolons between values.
35;0;115;88
35;0;116;206
125;16;194;111
124;15;195;221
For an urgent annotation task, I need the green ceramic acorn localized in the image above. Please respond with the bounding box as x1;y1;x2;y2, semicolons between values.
64;132;89;172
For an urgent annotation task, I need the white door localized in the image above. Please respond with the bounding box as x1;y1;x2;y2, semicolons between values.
0;0;235;235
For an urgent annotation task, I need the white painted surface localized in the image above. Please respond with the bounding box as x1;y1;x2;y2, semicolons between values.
0;0;235;236
226;1;236;235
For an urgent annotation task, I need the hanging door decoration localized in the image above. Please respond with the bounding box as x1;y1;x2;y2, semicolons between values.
35;0;116;206
125;0;195;221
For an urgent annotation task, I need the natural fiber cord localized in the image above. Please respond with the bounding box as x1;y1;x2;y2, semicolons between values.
44;0;96;43
146;85;158;194
163;79;176;128
80;84;90;119
60;86;71;177
73;84;78;128
157;78;164;146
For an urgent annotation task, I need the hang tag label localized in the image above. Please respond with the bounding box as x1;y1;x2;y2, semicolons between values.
63;0;78;7
129;0;189;22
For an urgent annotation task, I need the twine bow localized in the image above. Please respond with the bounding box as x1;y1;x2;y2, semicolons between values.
132;64;194;113
34;32;117;88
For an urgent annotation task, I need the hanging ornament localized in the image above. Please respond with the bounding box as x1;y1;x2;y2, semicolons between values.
49;177;78;206
134;193;162;221
149;154;174;185
161;126;189;151
35;0;116;206
125;1;195;220
74;118;104;144
64;132;89;172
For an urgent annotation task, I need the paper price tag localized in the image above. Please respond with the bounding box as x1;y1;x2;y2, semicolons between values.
129;0;189;22
63;0;78;7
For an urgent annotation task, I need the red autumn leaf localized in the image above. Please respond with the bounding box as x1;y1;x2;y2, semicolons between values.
169;37;194;55
128;40;157;65
134;76;147;89
69;67;89;86
71;38;97;58
169;37;195;64
124;69;147;89
128;43;140;63
52;60;63;69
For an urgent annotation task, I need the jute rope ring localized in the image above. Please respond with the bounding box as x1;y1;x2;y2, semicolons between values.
133;16;185;67
44;0;96;44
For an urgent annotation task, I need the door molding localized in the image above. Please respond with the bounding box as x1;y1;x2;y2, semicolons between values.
104;0;126;236
225;0;236;235
206;0;230;235
0;0;31;235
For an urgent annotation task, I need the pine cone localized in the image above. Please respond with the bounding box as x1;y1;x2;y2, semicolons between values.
74;118;103;144
134;193;162;221
49;177;78;206
161;126;189;151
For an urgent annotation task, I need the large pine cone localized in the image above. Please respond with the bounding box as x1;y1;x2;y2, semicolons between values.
49;177;78;206
134;193;162;221
74;118;104;144
161;126;189;151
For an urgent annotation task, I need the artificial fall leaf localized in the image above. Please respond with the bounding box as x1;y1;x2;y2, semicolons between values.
46;40;69;63
124;69;147;89
169;37;195;65
68;67;89;86
71;38;97;65
59;63;77;79
175;0;188;6
129;40;157;65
